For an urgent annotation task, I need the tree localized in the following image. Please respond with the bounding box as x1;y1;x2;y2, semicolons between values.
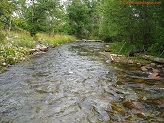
13;0;62;37
67;0;91;38
0;0;15;31
99;0;163;53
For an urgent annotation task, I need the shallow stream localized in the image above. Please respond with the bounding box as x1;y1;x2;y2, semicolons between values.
0;42;163;123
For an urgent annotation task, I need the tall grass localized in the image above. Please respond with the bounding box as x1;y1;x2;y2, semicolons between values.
37;33;77;46
109;41;138;56
4;31;35;48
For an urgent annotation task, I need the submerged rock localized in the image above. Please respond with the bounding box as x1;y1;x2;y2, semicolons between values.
123;101;143;110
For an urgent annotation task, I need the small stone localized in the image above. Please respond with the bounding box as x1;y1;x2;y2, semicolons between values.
148;72;160;79
33;51;46;55
106;60;111;63
105;45;109;48
136;113;146;118
29;49;37;54
152;69;160;73
150;63;156;67
123;101;143;110
141;66;147;72
157;65;163;68
2;62;7;67
128;60;133;64
137;63;141;66
50;45;55;48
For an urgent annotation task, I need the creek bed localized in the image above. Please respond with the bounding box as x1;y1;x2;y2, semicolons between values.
0;42;163;123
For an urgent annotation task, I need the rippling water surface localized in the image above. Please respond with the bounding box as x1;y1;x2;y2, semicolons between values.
0;42;163;123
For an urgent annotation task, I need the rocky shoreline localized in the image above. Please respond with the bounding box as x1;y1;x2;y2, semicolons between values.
101;51;164;80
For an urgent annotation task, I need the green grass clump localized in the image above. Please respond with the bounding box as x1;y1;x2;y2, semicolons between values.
38;33;77;46
109;41;138;56
109;41;164;58
6;31;35;48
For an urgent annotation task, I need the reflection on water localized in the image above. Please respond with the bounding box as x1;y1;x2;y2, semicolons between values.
0;42;163;123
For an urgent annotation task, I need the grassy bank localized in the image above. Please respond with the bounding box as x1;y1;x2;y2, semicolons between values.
107;42;151;64
0;31;76;72
37;33;76;46
109;41;164;58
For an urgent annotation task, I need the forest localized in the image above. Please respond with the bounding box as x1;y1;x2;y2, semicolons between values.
0;0;164;67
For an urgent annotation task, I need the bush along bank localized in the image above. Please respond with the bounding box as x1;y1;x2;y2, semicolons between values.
0;32;76;73
0;43;29;73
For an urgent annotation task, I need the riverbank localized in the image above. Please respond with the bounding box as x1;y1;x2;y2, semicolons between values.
0;31;76;73
101;45;164;80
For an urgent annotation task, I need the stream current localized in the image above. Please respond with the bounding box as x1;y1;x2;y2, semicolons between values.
0;42;163;123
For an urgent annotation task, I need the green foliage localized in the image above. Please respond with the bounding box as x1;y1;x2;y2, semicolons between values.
67;0;100;39
12;0;62;36
0;0;15;30
147;39;164;58
38;33;77;46
0;43;29;65
0;31;5;43
109;42;138;56
99;0;163;57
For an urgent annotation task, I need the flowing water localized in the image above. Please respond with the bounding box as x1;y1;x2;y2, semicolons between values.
0;42;163;123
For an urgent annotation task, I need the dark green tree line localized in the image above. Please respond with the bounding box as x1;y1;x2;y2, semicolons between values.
99;0;164;56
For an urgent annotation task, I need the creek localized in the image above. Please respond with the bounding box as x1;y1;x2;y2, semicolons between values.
0;42;163;123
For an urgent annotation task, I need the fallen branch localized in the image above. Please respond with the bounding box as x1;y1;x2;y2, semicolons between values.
141;55;164;64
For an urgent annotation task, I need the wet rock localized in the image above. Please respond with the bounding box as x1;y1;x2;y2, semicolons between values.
157;65;163;68
36;44;48;52
159;103;164;108
148;72;161;79
120;120;132;123
29;49;38;54
150;63;156;67
105;44;109;48
128;60;133;64
141;66;148;72
49;44;55;48
32;51;46;55
106;60;111;63
136;113;146;118
137;63;141;66
123;101;143;110
152;68;160;73
145;99;164;108
30;42;48;55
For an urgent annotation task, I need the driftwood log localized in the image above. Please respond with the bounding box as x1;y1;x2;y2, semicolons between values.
141;55;164;64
